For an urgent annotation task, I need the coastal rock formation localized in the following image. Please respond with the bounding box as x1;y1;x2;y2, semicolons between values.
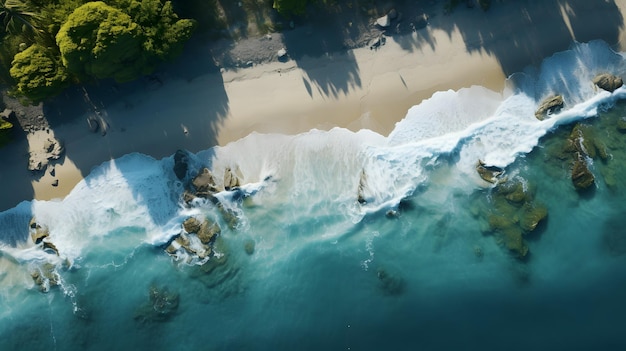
535;95;564;120
481;179;548;258
224;166;242;191
28;136;64;172
176;162;246;229
476;160;504;183
29;218;59;256
376;14;390;28
593;73;623;93
173;150;190;180
565;124;602;190
165;217;221;261
0;108;15;121
571;153;595;190
192;167;219;195
30;263;60;292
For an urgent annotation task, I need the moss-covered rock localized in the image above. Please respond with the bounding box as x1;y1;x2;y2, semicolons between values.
572;153;595;190
519;203;548;232
244;239;255;255
482;177;548;259
501;226;528;258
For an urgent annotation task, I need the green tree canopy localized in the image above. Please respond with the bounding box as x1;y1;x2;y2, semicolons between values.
55;1;147;82
273;0;308;17
112;0;196;62
55;1;195;82
9;43;70;103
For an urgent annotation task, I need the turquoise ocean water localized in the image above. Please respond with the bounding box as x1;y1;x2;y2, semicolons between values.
2;40;626;350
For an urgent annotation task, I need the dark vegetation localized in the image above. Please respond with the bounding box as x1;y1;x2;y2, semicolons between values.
0;0;196;104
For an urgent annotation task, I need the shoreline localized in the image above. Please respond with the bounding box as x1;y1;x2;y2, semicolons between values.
2;0;626;211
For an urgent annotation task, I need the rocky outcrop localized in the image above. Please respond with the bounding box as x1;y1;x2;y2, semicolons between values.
480;179;548;259
535;95;564;120
175;160;250;230
224;167;242;191
571;153;595;190
30;263;60;292
173;150;190;180
565;124;603;191
165;217;221;261
192;167;219;194
476;160;504;183
28;136;64;172
29;218;59;255
376;14;390;28
593;73;623;93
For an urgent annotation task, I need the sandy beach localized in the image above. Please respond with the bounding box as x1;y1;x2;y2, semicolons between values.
1;0;626;211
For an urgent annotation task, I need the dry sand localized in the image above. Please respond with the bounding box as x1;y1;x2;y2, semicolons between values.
2;0;626;211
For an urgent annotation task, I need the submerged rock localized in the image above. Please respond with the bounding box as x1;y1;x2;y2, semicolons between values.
519;203;548;232
376;267;406;296
244;239;255;255
572;153;595;190
482;178;548;259
535;95;564;120
593;73;623;93
616;117;626;132
134;285;179;323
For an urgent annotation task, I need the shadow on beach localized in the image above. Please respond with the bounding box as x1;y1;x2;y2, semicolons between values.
280;2;377;98
388;0;625;76
42;36;229;163
0;124;34;215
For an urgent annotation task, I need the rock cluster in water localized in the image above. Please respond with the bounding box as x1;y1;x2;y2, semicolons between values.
564;124;607;190
475;177;548;258
165;216;221;261
174;150;241;230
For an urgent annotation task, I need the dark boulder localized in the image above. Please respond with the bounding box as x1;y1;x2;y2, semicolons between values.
173;150;189;180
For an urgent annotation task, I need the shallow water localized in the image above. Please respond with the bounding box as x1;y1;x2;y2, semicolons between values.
2;40;626;350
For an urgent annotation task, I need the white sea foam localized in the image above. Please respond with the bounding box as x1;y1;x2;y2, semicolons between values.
0;40;624;291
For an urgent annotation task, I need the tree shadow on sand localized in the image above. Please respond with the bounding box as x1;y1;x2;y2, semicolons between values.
280;1;376;98
37;37;229;225
387;0;624;76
